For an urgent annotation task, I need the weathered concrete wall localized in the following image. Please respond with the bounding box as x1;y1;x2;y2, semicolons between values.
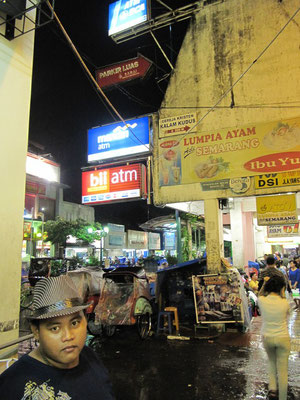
154;0;300;205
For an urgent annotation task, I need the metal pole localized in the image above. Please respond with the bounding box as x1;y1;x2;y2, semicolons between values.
175;210;182;263
150;31;174;70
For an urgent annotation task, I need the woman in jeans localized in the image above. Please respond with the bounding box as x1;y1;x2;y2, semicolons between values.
258;276;291;400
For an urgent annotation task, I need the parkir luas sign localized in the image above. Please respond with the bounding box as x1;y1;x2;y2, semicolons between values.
95;54;152;89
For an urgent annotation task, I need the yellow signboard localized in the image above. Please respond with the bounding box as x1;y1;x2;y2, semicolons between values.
256;194;298;226
158;116;300;186
255;171;300;189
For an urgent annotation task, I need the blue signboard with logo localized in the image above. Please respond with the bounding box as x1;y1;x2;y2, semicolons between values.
87;116;150;162
108;0;149;36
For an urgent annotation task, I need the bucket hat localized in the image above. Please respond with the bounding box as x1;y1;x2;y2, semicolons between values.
28;275;90;320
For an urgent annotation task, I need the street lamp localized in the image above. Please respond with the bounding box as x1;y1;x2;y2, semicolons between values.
100;226;109;267
37;208;45;257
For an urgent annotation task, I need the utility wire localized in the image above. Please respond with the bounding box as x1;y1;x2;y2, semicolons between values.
46;1;152;152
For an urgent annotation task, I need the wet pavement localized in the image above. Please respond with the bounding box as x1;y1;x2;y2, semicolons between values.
89;309;300;400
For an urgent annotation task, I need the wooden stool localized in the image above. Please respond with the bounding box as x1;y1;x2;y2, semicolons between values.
164;306;179;332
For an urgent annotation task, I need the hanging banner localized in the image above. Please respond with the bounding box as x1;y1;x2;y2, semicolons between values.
158;116;300;186
267;223;299;238
256;194;298;226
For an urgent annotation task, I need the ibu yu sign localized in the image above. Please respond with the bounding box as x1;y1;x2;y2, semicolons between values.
87;116;150;163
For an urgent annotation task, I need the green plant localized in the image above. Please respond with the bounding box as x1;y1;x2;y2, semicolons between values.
166;254;177;266
87;255;99;266
50;260;63;277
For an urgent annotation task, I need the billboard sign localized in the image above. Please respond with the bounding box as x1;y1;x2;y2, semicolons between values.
267;223;299;238
256;194;298;226
108;0;149;36
148;232;161;250
127;229;148;249
96;54;152;88
87;116;150;163
158;116;300;187
82;163;147;205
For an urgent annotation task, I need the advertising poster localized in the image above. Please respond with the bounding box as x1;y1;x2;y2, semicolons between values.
256;194;297;226
158;116;300;186
192;272;243;324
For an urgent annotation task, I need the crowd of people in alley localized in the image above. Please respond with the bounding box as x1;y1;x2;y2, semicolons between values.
241;252;299;400
242;252;300;311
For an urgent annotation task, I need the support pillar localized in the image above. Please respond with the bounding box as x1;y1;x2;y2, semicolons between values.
204;199;224;273
230;198;245;268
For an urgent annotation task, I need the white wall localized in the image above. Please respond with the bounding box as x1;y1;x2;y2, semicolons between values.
0;16;35;351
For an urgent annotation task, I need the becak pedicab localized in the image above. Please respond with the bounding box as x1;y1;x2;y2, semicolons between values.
88;267;153;339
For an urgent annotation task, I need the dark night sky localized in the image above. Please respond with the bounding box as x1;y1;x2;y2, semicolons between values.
29;0;191;229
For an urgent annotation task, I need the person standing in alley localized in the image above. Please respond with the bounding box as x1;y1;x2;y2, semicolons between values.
258;256;287;296
258;276;291;400
249;272;259;295
0;275;115;400
288;260;300;310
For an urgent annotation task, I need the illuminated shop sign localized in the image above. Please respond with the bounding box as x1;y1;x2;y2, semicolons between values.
108;0;149;36
87;116;150;163
164;231;176;250
127;229;148;249
82;163;147;205
26;153;60;183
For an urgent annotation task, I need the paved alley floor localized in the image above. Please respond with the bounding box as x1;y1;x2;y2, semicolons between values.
91;309;300;400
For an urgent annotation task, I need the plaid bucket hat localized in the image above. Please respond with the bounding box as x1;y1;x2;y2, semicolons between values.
28;275;90;320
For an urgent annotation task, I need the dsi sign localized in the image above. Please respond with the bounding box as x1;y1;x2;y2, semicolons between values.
82;163;147;205
108;0;149;36
87;116;150;163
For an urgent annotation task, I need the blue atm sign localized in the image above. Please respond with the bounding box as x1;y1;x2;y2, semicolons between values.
87;116;150;163
108;0;148;36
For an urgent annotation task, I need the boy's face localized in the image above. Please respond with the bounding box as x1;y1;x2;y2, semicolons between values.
31;311;87;369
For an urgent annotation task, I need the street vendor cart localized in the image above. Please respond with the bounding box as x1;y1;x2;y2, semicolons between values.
89;267;153;339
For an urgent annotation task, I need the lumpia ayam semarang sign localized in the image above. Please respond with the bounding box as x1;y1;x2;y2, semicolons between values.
82;163;147;205
87;116;150;163
96;54;152;89
158;116;300;187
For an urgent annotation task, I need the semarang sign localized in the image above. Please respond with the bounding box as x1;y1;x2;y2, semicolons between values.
158;116;300;187
95;54;152;89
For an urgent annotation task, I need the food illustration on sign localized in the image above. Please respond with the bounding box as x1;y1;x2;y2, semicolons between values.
194;156;229;179
159;139;182;186
263;122;300;150
163;149;177;161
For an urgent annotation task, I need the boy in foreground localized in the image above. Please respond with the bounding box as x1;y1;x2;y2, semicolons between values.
0;275;115;399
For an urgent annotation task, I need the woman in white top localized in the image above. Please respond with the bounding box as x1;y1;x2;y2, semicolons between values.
258;276;291;400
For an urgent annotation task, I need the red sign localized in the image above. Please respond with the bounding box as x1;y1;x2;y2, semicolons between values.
95;54;152;88
244;152;300;173
82;163;147;205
